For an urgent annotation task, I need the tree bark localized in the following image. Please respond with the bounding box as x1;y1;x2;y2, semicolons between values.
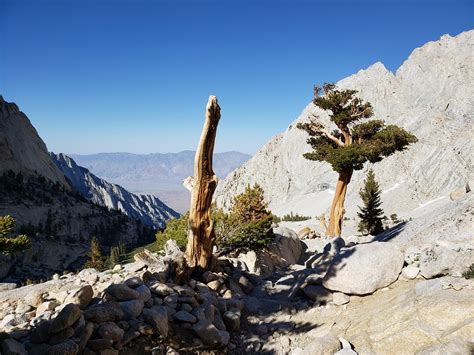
326;169;353;237
185;96;221;270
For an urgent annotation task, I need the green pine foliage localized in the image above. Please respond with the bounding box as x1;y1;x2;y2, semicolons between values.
0;215;31;254
297;84;418;173
85;237;106;271
155;212;189;252
275;212;311;222
357;169;385;235
152;184;274;255
217;183;274;250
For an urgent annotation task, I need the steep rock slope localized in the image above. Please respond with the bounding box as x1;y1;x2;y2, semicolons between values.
0;98;156;282
51;153;179;228
0;96;69;187
215;31;474;221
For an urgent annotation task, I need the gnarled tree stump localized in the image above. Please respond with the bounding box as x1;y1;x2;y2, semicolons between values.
185;95;221;270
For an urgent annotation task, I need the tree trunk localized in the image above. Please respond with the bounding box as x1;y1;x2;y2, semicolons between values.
185;96;221;270
326;169;353;237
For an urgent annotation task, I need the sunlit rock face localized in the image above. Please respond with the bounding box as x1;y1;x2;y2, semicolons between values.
215;30;474;221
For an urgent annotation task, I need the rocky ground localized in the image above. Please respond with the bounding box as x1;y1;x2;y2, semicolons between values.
0;193;473;354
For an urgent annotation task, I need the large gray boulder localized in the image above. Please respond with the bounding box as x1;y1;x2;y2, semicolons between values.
238;226;303;277
322;242;404;295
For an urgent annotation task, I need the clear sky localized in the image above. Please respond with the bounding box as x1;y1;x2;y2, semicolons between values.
0;0;472;155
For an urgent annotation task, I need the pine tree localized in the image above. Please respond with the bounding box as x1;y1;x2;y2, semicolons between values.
224;183;274;249
0;215;31;254
85;237;105;271
357;169;385;235
298;83;417;236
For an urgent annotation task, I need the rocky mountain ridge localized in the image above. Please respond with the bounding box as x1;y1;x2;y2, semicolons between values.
71;151;251;213
51;153;179;228
215;30;474;222
0;96;69;187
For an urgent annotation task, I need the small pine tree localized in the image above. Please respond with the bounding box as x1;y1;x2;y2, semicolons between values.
223;183;274;249
357;169;385;235
85;237;105;271
0;215;31;254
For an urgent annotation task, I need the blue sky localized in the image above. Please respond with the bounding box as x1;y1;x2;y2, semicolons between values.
0;0;472;155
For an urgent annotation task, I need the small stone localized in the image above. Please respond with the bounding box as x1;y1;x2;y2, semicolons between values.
64;285;94;309
84;306;113;323
50;304;82;333
223;310;240;331
15;303;32;315
173;310;197;323
142;307;168;337
106;284;139;301
401;265;420;280
36;301;58;314
180;303;193;312
149;282;174;297
237;275;254;293
78;268;99;283
119;299;144;320
136;285;151;303
24;291;43;307
98;322;124;342
124;277;143;288
333;292;350;306
193;320;229;346
207;280;222;291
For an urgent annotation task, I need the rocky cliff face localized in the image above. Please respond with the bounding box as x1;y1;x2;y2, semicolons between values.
0;99;160;282
215;31;474;221
0;96;69;187
51;153;179;228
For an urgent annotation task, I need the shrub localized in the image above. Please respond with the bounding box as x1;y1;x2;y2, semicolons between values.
84;237;106;271
155;213;189;252
0;215;31;254
462;264;474;279
216;184;274;251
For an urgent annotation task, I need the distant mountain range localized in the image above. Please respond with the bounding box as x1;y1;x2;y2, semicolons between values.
70;151;251;212
51;153;179;228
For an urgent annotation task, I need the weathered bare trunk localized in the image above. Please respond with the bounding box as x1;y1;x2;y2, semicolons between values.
185;96;221;270
326;169;353;237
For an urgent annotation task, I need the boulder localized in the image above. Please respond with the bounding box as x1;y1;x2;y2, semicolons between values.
173;310;197;323
105;284;139;301
193;320;229;346
50;304;82;334
238;226;303;277
119;299;144;320
322;242;404;295
142;307;168;337
64;285;93;309
98;322;124;342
